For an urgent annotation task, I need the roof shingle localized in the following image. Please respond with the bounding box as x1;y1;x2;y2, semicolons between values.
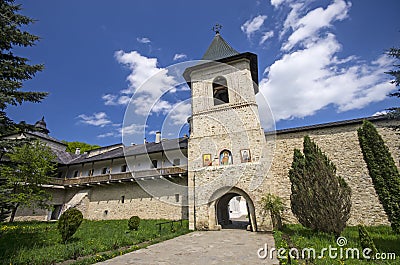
202;33;239;61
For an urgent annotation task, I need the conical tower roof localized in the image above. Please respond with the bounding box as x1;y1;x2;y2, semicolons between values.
183;28;259;94
201;33;239;61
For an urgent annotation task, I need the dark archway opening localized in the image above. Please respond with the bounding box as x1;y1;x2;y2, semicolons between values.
216;193;251;230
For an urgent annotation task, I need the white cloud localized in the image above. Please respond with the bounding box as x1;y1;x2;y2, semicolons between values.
96;123;147;139
120;123;147;136
168;102;192;125
136;37;151;44
282;0;351;51
173;53;187;61
115;50;166;94
102;94;131;106
97;132;115;138
102;94;117;106
117;95;131;105
115;50;177;99
260;34;395;121
103;51;178;117
259;31;274;44
241;15;267;38
372;110;389;117
78;112;112;127
150;99;173;114
271;0;289;8
256;0;396;123
102;50;192;127
280;3;303;39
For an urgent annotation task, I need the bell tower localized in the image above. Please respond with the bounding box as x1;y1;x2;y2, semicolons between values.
184;28;270;231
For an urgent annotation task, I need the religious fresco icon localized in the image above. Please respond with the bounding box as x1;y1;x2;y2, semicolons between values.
219;150;232;165
240;149;251;163
203;154;212;166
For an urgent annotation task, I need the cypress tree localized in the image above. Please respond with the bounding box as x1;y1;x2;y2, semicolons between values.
358;225;378;258
357;120;400;233
289;136;352;236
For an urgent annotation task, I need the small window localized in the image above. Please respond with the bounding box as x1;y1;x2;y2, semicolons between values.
173;159;180;166
73;170;79;178
213;76;229;105
175;194;180;203
88;169;94;176
121;195;125;204
102;167;108;174
121;164;127;172
151;160;158;168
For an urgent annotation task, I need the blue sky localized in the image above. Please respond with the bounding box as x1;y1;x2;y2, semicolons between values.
8;0;400;146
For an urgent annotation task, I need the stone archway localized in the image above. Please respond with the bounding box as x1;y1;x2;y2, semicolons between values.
209;187;257;232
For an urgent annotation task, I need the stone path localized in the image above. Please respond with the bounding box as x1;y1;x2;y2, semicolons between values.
95;229;279;265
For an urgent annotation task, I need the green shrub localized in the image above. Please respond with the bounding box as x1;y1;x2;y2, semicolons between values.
289;135;351;236
261;193;284;230
358;225;378;259
57;208;83;242
358;120;400;233
128;216;140;231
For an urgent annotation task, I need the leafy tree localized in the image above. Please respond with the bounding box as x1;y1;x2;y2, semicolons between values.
0;179;12;222
62;141;101;154
0;140;56;222
289;135;352;236
357;120;400;233
0;0;48;220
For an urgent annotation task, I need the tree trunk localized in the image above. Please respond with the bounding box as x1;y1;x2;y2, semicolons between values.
271;213;283;231
9;203;19;222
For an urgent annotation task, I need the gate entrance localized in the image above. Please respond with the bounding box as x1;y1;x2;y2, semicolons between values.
216;193;249;229
212;187;257;231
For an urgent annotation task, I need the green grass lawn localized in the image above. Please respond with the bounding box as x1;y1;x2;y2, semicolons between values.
0;219;189;265
273;224;400;265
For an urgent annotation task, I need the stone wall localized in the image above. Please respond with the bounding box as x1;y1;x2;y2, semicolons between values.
13;177;188;222
188;118;399;231
13;187;67;221
84;178;188;220
263;118;399;226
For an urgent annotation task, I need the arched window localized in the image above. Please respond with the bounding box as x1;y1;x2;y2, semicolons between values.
213;76;229;105
219;149;233;165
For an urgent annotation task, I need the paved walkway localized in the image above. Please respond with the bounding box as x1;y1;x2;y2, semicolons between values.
95;229;279;265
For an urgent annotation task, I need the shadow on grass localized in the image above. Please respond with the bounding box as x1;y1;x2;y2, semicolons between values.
281;224;335;243
63;237;80;244
374;237;400;254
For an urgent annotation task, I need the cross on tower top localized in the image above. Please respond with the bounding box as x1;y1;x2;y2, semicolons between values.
212;24;222;35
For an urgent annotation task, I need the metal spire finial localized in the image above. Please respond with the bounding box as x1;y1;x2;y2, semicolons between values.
212;24;222;35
